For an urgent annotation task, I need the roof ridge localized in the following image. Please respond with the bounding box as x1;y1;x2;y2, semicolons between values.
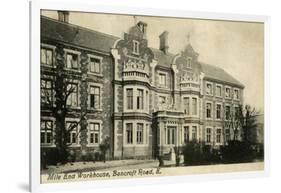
41;15;119;40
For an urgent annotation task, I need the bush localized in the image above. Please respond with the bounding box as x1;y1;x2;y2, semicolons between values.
221;140;255;163
183;142;220;166
41;148;62;167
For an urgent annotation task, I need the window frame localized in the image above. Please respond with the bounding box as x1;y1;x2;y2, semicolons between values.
216;128;222;144
88;54;103;75
225;86;232;99
205;82;213;95
158;72;167;87
136;123;144;144
126;88;134;110
125;123;133;145
132;40;140;55
88;121;101;146
206;127;212;144
206;101;213;119
40;119;54;146
65;120;80;147
64;49;81;71
66;83;79;108
216;103;222;120
136;89;144;110
233;88;240;100
41;79;53;105
215;84;222;97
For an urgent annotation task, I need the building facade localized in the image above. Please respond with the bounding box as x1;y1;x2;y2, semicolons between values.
40;12;244;160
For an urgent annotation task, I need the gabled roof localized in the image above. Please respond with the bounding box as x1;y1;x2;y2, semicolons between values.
41;16;119;53
200;62;244;88
150;48;175;68
41;15;244;88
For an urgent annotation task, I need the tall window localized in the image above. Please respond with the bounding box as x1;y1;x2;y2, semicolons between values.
216;104;222;119
206;102;212;118
89;123;100;145
66;121;78;144
206;128;212;143
66;53;78;69
184;126;189;144
133;40;140;55
126;89;133;110
167;127;176;145
159;73;166;86
41;120;53;145
126;123;133;144
66;83;78;107
192;126;197;141
137;89;144;110
234;106;240;119
41;79;52;104
234;89;239;100
41;48;53;66
192;98;197;115
225;105;231;120
136;123;144;144
216;128;222;143
225;129;230;142
89;57;101;73
225;87;231;98
90;86;100;109
216;85;222;97
183;97;190;115
206;83;212;95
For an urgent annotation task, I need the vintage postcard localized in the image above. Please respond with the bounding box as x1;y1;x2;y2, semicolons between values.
37;9;265;185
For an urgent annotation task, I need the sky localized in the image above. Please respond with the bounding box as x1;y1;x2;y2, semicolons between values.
41;10;264;112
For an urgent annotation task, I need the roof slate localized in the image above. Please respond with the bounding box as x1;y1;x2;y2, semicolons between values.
200;62;244;88
41;16;119;53
41;15;244;88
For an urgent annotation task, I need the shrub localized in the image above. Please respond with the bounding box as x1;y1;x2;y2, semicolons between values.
221;140;255;163
41;148;62;167
183;142;220;166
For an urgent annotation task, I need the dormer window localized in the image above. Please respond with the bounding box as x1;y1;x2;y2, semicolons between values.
186;58;192;68
133;40;140;55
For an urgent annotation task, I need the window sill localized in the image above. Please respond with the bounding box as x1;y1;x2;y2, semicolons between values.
64;68;81;73
68;144;80;148
87;144;100;147
41;64;55;68
41;144;56;148
88;72;103;77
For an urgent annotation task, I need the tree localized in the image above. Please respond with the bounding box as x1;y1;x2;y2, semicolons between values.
242;105;258;143
223;104;244;143
41;45;89;164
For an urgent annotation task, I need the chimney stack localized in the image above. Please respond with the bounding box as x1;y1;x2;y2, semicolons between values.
58;10;69;23
159;31;169;54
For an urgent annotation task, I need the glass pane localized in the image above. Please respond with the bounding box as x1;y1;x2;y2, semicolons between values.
41;49;46;64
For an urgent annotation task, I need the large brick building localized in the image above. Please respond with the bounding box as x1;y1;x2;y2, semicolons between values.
40;12;244;160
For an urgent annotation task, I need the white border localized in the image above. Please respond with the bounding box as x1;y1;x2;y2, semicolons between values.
30;0;270;192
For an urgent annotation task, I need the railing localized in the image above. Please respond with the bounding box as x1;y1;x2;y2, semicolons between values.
180;80;200;92
122;68;149;83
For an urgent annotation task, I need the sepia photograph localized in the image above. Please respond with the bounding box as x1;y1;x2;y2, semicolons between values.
38;9;265;184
